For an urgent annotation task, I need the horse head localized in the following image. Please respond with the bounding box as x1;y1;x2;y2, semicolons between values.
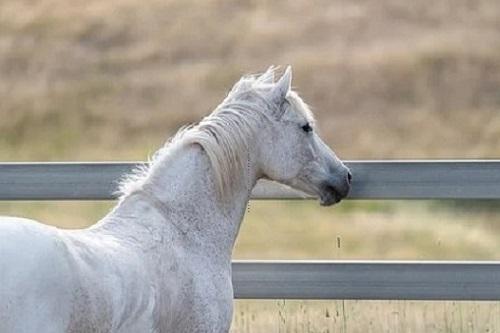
225;66;352;206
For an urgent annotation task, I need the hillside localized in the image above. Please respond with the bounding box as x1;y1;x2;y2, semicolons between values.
1;0;500;160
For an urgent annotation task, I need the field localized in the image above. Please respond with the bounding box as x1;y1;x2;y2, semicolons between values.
1;199;499;331
1;0;500;331
1;0;500;161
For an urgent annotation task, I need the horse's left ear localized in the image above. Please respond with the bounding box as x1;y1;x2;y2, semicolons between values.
259;65;276;84
271;65;292;105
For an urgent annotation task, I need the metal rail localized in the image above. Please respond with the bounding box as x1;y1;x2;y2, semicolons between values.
232;261;500;300
1;160;500;200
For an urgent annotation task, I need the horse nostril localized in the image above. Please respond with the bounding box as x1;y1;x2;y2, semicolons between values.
347;171;352;184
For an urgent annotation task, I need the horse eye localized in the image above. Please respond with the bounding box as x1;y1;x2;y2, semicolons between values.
301;123;312;133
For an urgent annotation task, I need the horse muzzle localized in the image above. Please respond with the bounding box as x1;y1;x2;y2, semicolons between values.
319;171;352;206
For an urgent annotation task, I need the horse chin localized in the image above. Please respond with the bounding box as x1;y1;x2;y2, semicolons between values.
319;192;342;206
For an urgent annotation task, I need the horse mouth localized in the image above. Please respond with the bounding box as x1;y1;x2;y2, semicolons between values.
319;191;341;206
319;184;350;206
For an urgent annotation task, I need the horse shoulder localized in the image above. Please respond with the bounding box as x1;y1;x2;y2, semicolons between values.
63;230;157;332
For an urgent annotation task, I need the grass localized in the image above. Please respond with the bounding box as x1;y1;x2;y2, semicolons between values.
232;300;500;333
2;199;500;331
1;0;500;160
232;200;500;332
235;200;500;260
2;199;498;260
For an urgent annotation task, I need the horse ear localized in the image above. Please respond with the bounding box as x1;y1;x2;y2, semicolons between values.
272;65;292;104
259;66;275;84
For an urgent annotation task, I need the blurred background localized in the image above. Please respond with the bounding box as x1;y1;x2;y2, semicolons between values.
1;0;500;331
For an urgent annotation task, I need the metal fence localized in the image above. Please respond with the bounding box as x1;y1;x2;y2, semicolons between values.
1;161;500;300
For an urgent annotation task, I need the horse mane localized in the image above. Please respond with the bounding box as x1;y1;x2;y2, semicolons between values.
117;69;278;200
118;67;316;201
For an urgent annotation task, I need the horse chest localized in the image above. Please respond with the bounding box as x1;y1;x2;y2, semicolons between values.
157;258;234;332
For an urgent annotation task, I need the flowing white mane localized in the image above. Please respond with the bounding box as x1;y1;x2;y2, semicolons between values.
118;67;314;200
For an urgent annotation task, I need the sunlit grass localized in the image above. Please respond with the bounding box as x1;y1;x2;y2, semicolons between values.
235;200;500;260
232;300;500;333
2;0;500;161
1;199;500;330
2;200;498;260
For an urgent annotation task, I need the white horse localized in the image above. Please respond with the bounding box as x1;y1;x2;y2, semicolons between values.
0;66;351;332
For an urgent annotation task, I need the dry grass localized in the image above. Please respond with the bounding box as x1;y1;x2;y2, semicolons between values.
2;199;500;331
235;200;500;260
232;300;500;333
2;200;498;260
1;0;500;160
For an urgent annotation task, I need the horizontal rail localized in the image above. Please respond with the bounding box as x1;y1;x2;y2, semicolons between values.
1;160;500;200
0;160;500;200
232;261;500;300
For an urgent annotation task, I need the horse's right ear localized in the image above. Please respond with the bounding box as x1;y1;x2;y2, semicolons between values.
271;66;292;105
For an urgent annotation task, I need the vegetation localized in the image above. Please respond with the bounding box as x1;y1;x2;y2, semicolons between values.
1;199;499;331
1;0;500;160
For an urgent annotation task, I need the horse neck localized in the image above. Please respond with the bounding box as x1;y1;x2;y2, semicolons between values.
100;143;258;260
